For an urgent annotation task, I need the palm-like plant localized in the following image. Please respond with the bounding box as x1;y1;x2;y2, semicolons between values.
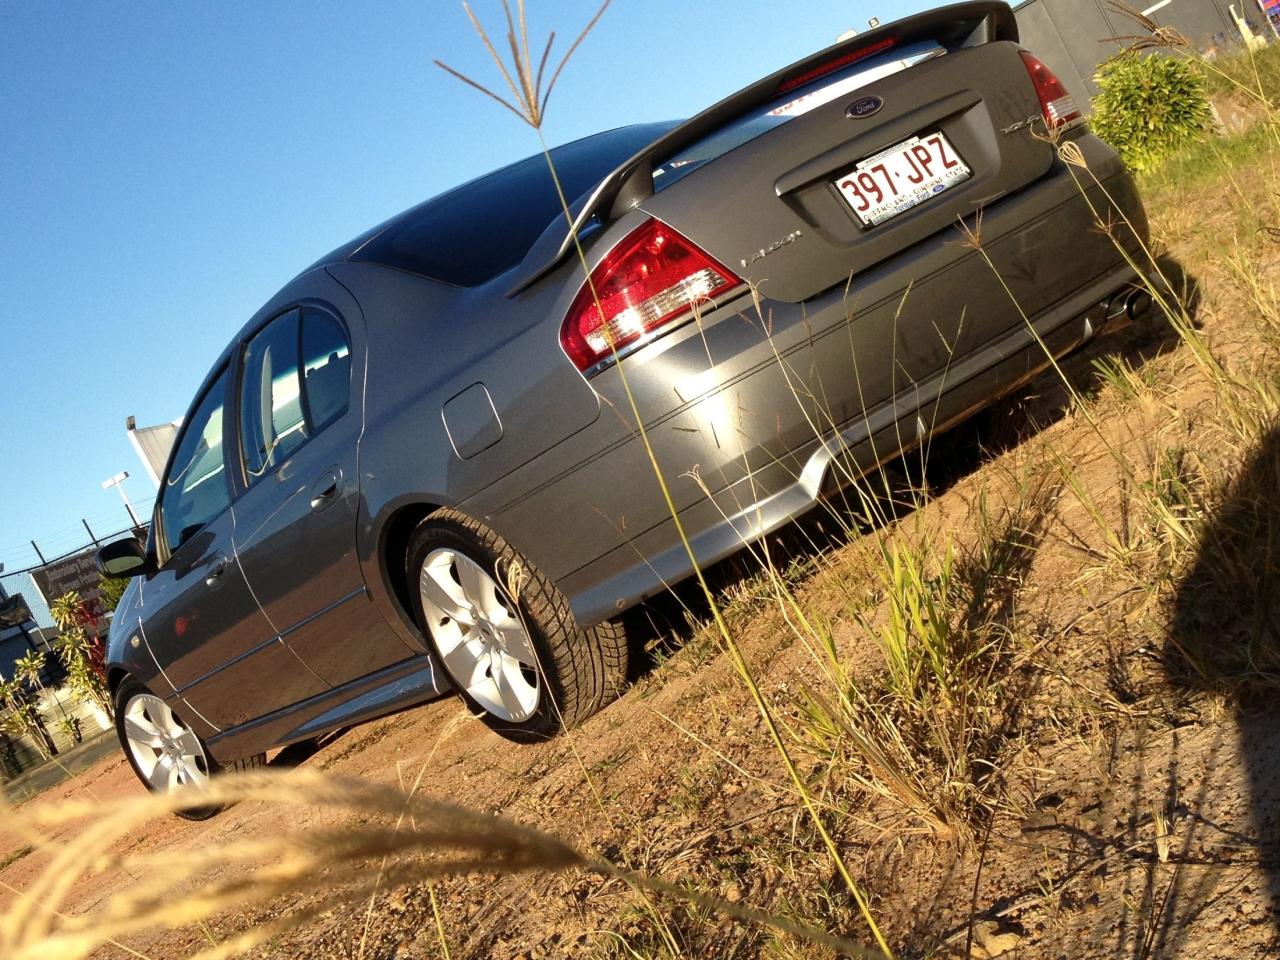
13;650;46;692
0;679;52;761
50;592;113;719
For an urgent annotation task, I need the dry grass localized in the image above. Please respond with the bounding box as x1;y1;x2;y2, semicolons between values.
1;769;886;960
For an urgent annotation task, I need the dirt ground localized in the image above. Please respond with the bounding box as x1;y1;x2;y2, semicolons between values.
4;381;1279;960
4;162;1280;960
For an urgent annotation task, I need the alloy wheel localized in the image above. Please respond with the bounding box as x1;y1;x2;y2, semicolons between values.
418;548;540;722
122;693;211;792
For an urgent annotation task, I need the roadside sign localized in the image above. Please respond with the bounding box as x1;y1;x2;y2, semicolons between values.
29;547;103;616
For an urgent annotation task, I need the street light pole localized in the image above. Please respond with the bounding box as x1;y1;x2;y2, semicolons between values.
101;471;141;527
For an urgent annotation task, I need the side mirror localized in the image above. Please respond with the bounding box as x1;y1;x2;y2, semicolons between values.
96;538;153;579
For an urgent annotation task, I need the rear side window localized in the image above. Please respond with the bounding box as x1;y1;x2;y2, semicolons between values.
352;122;677;286
161;367;231;554
652;40;946;191
301;309;350;431
240;310;307;479
239;308;353;484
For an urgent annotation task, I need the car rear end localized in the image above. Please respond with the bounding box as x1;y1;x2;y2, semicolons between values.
467;1;1150;625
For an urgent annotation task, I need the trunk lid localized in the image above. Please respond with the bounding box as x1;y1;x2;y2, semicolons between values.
641;38;1054;303
506;1;1029;302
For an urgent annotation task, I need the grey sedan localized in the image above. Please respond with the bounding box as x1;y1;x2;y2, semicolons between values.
98;2;1150;812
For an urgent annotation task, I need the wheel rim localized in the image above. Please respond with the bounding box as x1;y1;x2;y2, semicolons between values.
122;693;211;793
418;548;540;722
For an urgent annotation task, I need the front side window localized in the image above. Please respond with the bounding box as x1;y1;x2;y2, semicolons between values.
239;310;307;479
160;367;231;555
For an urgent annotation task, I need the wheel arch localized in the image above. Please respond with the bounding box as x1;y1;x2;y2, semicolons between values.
377;500;446;635
107;666;130;698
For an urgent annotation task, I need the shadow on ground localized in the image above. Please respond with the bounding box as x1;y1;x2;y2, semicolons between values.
269;729;349;769
1160;423;1280;952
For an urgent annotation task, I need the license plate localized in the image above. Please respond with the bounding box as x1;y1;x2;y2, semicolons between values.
834;132;971;227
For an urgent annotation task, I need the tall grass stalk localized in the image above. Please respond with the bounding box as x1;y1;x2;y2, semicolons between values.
0;770;887;960
436;4;891;954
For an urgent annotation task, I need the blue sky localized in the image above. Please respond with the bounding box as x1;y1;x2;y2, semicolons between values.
0;0;934;572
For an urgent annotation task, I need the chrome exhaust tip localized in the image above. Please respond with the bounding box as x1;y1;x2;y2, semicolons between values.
1099;287;1153;333
1105;292;1129;322
1124;289;1152;319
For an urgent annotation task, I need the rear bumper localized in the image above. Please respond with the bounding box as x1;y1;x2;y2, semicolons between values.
474;134;1150;627
560;259;1142;625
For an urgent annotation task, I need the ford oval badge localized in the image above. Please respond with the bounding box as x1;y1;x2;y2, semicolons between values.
847;95;884;119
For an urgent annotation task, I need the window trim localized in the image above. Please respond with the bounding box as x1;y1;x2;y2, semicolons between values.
229;301;353;495
236;307;305;484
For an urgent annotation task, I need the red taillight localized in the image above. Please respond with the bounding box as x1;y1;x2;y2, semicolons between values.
560;219;743;372
1019;51;1081;128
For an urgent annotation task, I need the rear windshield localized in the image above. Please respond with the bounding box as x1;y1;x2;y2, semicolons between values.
652;40;945;191
352;122;677;287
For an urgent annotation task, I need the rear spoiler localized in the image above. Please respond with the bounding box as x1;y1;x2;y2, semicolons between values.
506;1;1017;297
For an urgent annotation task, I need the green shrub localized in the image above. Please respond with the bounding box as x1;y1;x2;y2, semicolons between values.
97;572;128;613
1091;52;1212;172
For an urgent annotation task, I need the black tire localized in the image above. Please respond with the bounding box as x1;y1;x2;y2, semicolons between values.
114;676;266;821
407;508;628;742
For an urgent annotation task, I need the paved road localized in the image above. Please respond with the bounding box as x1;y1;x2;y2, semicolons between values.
1;730;118;804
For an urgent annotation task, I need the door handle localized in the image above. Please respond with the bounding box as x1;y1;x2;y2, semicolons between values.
205;555;229;587
309;469;341;512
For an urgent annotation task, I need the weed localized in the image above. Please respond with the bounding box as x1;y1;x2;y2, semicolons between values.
796;469;1057;833
1090;354;1161;406
1;769;888;960
1091;52;1212;171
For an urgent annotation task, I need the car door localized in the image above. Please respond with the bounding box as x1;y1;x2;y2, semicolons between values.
229;296;416;687
140;363;329;731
